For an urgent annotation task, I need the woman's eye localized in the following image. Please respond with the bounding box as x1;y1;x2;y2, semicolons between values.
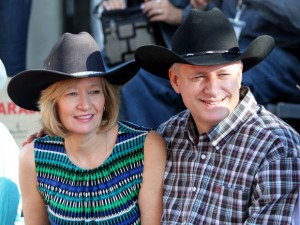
66;92;77;96
89;90;101;94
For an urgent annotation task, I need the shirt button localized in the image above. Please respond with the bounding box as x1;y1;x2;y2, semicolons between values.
193;187;197;192
201;154;206;160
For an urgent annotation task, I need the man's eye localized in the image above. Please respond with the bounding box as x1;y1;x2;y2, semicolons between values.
218;73;229;77
192;75;205;80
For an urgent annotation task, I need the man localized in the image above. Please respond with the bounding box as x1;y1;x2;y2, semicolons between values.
135;8;300;224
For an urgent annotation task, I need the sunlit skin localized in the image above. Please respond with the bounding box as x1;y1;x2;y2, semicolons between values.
57;77;105;138
169;61;243;133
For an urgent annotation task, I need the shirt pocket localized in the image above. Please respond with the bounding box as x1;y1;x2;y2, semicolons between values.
196;180;251;224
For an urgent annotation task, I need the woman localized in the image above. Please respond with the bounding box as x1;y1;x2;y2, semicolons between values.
7;32;166;225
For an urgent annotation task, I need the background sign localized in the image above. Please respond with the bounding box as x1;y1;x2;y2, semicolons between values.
0;78;41;148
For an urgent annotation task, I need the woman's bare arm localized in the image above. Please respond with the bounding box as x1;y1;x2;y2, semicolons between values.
138;130;167;224
19;141;50;225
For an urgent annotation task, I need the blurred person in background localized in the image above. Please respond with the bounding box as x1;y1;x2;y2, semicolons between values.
0;59;22;225
99;0;300;129
0;0;32;76
92;0;195;129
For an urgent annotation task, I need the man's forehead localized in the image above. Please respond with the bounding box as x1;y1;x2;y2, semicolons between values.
172;61;242;71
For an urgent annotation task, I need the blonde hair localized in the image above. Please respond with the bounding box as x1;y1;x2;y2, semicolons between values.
38;77;120;137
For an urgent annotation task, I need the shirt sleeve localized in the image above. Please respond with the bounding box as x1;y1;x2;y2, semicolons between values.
292;190;300;225
247;156;300;224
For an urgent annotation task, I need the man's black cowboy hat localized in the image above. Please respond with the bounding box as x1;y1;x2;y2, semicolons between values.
8;32;139;111
135;8;275;79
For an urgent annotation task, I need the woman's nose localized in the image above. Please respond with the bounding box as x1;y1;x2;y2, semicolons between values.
77;94;90;110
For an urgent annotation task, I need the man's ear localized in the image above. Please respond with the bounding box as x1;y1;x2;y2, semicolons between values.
169;69;181;94
238;63;243;88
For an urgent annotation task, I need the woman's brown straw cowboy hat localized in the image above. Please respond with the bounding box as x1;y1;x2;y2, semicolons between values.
8;32;140;111
135;8;275;79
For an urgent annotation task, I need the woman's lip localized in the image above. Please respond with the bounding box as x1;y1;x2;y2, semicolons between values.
75;114;93;119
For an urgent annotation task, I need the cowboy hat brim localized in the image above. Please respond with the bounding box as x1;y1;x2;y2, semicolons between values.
135;35;275;80
8;60;139;111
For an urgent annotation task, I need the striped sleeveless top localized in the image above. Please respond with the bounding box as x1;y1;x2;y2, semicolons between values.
34;121;149;225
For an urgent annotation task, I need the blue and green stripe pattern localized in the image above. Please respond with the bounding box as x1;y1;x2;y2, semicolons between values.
34;121;149;225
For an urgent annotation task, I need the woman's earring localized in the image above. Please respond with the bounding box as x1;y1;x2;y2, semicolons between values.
103;106;106;111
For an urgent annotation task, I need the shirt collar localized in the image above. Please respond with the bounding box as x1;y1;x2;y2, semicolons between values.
209;86;259;148
185;86;259;149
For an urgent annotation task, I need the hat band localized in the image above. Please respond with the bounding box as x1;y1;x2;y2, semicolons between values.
181;50;241;58
71;71;104;76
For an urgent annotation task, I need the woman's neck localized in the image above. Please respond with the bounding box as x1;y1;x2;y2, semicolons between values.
64;123;118;169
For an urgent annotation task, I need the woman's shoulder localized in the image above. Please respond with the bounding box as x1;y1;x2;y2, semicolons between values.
34;135;64;144
20;140;35;169
33;135;65;155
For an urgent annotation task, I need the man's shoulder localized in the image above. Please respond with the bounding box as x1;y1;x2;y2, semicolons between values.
157;110;189;134
249;108;300;145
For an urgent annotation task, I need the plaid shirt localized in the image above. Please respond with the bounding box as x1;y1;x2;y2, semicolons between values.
157;87;300;224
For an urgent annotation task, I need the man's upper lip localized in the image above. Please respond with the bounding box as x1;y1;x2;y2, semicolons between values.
201;97;225;104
